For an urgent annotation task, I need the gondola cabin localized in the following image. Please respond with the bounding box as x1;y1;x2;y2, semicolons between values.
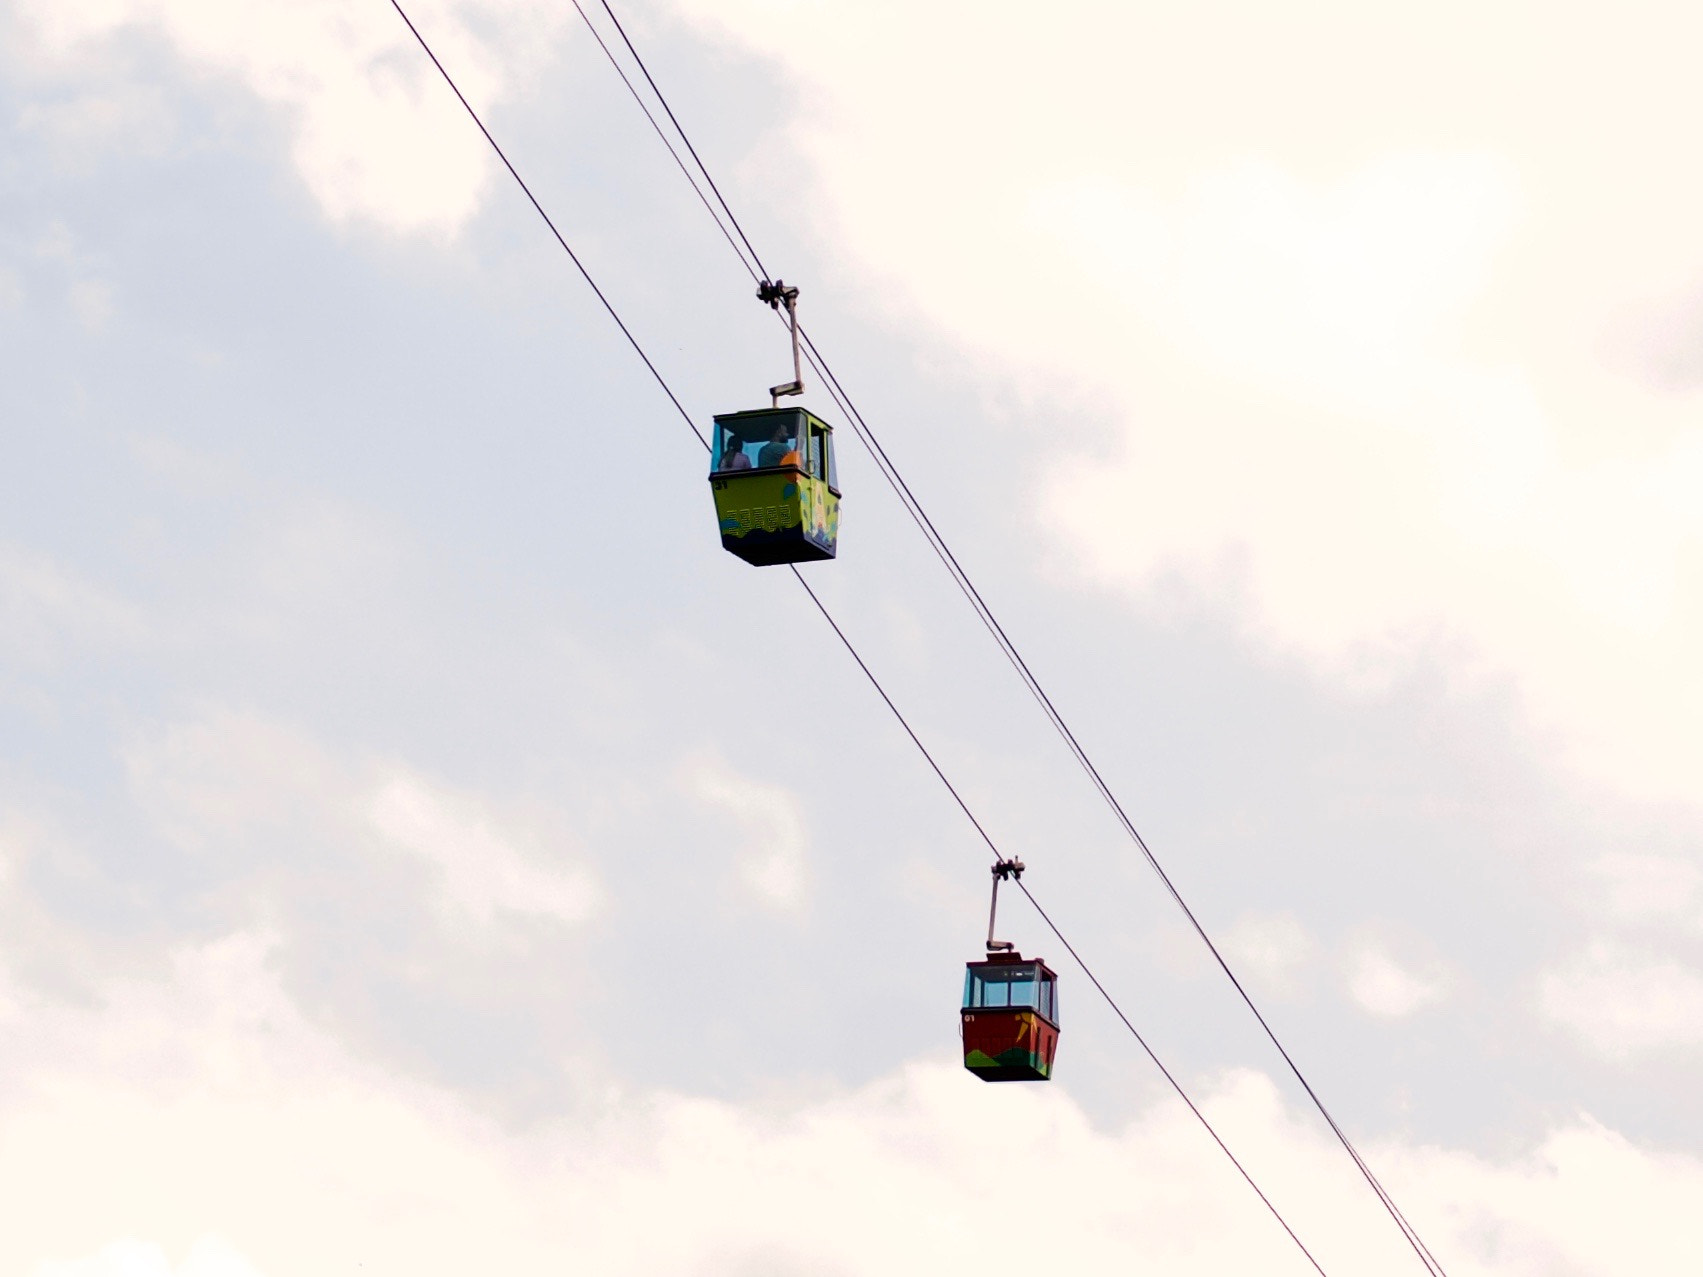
961;953;1060;1082
710;407;840;566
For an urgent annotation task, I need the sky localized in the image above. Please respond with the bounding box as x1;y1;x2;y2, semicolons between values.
3;0;1703;1272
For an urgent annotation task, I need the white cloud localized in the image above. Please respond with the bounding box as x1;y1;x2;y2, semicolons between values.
684;755;810;912
126;710;601;931
12;0;569;237
0;542;146;669
1346;942;1447;1019
1586;853;1703;928
368;772;599;927
1030;157;1703;800
31;1237;264;1277
1540;941;1703;1059
1031;153;1517;411
665;0;1703;803
68;278;116;330
16;80;178;167
0;265;25;311
4;930;1703;1275
125;712;341;851
1221;911;1319;1000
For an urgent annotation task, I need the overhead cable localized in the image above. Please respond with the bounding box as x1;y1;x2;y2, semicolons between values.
573;6;1447;1274
386;0;703;449
795;567;1330;1277
386;5;1334;1270
567;0;758;279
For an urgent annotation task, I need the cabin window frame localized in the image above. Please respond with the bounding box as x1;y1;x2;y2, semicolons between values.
963;962;1058;1023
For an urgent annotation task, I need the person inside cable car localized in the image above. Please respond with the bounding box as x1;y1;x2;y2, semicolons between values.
756;421;797;468
719;433;752;471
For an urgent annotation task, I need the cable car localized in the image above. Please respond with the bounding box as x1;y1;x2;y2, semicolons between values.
710;281;841;566
962;858;1060;1082
962;953;1060;1081
710;407;839;565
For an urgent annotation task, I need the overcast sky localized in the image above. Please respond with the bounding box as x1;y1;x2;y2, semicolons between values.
5;1;1703;1273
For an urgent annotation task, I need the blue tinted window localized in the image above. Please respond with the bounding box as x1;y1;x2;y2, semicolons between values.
712;415;802;476
804;423;836;486
713;432;755;472
1038;978;1059;1022
964;963;1046;1011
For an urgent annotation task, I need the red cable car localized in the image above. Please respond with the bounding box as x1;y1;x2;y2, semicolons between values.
962;859;1060;1082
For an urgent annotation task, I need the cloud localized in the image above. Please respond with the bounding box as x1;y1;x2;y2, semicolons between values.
1540;941;1703;1059
16;79;178;169
0;542;146;669
1345;941;1447;1018
1221;911;1319;1000
665;0;1703;803
683;755;810;912
125;709;601;932
31;1237;264;1277
68;278;115;330
368;772;600;927
5;928;1703;1275
11;0;569;237
1028;157;1703;802
1624;281;1703;392
1586;853;1703;929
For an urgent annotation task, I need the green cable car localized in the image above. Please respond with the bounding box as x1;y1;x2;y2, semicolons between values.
710;407;839;565
710;281;841;566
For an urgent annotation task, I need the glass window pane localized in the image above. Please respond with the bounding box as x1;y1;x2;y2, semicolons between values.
712;414;804;475
713;426;753;474
754;417;800;469
966;964;1049;1011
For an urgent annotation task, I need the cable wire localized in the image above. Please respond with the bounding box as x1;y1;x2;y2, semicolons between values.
386;6;1336;1269
574;7;1447;1274
568;0;759;283
594;0;772;280
795;566;1330;1277
385;0;705;453
1014;879;1328;1277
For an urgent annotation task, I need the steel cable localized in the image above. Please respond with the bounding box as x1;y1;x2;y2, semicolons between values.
387;4;1338;1269
571;5;1448;1273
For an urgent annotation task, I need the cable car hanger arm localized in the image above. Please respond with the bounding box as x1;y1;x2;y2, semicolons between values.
758;278;803;406
986;856;1023;953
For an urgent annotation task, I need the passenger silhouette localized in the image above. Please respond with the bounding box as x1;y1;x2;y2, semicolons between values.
719;436;752;471
757;423;794;468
